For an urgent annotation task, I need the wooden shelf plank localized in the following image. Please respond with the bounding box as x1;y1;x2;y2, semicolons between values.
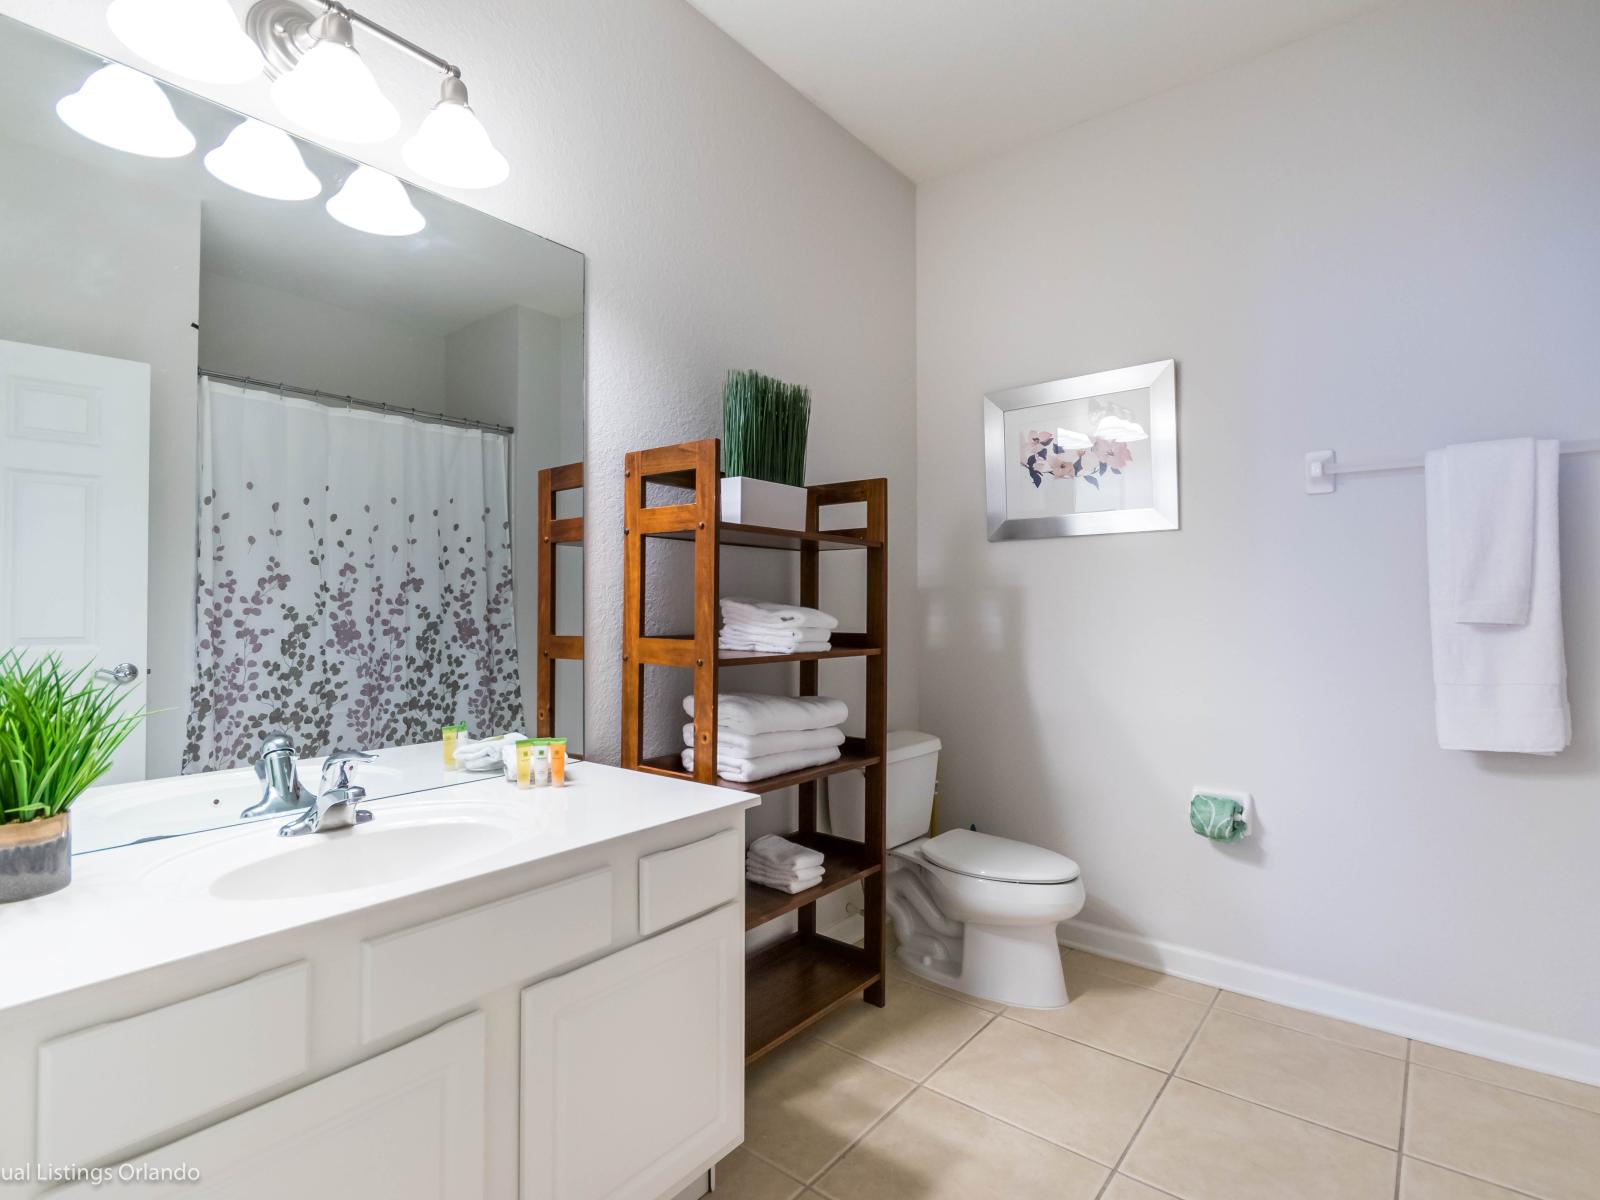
745;832;881;931
639;738;879;796
746;934;880;1062
647;522;880;551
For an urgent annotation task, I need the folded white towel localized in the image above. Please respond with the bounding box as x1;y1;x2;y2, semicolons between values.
455;732;523;772
720;622;831;648
745;857;825;889
681;743;842;782
721;598;839;631
1438;439;1537;623
682;724;845;758
1426;438;1569;753
747;833;825;871
745;869;824;895
683;692;849;735
720;637;832;655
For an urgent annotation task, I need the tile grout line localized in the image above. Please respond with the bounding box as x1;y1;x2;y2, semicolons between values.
801;1004;1004;1195
1394;1039;1412;1200
1405;1058;1600;1118
1090;977;1223;1200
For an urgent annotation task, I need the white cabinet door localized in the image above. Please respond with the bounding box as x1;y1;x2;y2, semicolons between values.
0;338;150;782
521;904;742;1200
51;1013;486;1199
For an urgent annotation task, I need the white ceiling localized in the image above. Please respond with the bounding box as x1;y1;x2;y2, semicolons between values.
685;0;1389;180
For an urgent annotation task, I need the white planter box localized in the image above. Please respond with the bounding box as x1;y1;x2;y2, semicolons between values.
721;476;808;530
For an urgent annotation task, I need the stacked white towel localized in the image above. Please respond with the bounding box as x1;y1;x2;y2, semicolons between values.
719;597;839;655
681;692;848;783
746;834;825;894
452;732;525;772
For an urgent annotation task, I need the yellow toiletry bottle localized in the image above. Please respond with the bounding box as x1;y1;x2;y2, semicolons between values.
515;739;535;789
443;723;466;770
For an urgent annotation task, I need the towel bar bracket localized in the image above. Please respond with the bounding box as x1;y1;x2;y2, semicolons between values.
1305;450;1336;494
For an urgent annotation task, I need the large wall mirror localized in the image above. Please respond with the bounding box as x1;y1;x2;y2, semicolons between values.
0;14;584;851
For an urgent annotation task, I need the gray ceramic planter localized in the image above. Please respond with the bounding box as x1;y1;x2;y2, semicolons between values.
0;813;71;903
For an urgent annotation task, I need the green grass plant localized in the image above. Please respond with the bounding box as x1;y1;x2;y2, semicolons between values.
722;369;811;487
0;650;143;825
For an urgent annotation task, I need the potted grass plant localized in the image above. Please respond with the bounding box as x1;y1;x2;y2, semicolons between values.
721;368;812;530
0;651;143;902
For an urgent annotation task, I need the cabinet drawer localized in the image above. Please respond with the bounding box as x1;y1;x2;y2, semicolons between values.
638;828;742;936
37;962;310;1166
362;868;612;1041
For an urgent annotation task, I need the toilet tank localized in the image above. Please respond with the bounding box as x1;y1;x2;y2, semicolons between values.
827;731;941;847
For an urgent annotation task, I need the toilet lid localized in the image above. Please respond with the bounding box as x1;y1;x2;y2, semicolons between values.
921;830;1080;885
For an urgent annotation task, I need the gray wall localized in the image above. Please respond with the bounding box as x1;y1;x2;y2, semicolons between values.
916;0;1600;1060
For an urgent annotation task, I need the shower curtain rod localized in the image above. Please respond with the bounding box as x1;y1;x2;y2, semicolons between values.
199;369;515;437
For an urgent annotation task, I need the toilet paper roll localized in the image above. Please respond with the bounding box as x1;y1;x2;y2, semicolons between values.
1190;793;1247;842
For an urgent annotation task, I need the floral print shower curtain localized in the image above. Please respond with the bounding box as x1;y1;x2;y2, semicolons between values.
184;378;520;772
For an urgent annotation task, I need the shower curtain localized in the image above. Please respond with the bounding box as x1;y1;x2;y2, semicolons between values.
184;378;520;772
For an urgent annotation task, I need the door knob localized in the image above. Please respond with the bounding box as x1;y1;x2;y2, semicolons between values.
97;662;141;684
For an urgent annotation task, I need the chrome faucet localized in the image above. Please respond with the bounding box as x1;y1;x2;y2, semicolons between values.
279;750;376;837
242;732;314;818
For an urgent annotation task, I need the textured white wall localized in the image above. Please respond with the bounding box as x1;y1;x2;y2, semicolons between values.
917;0;1600;1055
1;0;917;768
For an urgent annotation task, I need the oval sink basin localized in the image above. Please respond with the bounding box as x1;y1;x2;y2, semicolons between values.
208;821;514;901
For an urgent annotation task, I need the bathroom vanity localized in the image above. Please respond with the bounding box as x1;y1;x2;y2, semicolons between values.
0;755;751;1199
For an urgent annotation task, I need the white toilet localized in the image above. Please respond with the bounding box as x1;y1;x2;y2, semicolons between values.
829;732;1084;1010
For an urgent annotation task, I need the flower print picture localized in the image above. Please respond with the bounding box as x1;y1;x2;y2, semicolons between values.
1013;395;1150;514
985;360;1178;540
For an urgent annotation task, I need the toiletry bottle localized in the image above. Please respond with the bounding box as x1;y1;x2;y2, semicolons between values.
443;723;466;770
515;738;535;789
547;738;567;787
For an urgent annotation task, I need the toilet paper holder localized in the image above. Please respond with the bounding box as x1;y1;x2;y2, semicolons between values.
1190;787;1252;840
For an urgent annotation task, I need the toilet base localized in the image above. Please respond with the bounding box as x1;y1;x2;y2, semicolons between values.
894;920;1068;1010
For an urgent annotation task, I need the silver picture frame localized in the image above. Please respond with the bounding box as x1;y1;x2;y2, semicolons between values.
984;358;1178;541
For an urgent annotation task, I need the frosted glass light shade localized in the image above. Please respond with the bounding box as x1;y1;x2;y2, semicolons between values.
106;0;265;84
1092;414;1149;443
204;119;321;200
56;64;196;158
270;37;400;144
326;166;424;236
402;96;509;189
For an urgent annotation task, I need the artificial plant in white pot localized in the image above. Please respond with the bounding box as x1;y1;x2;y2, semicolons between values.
721;369;811;530
0;651;143;902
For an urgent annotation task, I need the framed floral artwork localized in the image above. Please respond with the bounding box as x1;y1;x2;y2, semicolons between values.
983;359;1178;540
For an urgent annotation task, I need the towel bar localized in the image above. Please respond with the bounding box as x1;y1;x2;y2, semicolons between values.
1305;440;1600;494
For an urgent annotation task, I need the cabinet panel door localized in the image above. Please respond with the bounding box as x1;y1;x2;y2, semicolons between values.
50;1013;486;1200
521;904;742;1200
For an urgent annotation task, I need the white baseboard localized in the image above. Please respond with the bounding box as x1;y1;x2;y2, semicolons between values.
1059;919;1600;1088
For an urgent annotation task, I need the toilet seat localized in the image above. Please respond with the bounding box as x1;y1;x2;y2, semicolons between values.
920;829;1079;885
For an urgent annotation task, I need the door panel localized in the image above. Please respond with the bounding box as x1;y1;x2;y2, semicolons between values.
521;905;742;1200
0;338;150;782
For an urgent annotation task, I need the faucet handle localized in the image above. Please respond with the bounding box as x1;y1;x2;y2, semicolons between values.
319;749;377;792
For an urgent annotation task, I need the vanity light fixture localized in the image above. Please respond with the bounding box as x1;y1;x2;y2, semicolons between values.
245;1;508;185
56;64;196;158
325;164;424;236
204;118;321;199
401;74;509;189
106;0;266;84
266;5;399;144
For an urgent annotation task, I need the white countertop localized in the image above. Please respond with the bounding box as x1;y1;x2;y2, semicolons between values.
0;754;753;1013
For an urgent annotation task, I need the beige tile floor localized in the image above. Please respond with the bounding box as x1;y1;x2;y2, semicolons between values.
718;945;1600;1200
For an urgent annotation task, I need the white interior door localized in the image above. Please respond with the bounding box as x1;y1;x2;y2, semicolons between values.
0;338;150;782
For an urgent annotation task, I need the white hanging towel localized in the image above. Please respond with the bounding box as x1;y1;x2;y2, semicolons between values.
1425;438;1569;753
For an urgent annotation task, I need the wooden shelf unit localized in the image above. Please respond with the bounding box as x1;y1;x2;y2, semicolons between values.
620;439;888;1062
535;462;583;738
